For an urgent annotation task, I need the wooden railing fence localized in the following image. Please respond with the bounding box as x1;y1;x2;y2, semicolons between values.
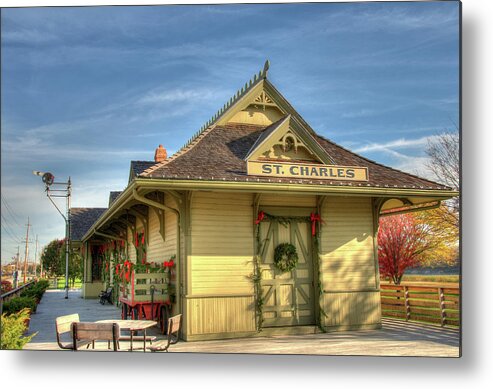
0;280;36;307
380;284;460;327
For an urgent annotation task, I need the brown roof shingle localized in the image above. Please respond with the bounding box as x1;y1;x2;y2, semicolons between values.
143;123;450;191
70;208;107;241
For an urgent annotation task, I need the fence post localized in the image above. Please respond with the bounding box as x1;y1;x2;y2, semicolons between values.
438;287;446;327
404;286;410;321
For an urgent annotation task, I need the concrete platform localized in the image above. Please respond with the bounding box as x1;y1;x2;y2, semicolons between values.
22;289;460;357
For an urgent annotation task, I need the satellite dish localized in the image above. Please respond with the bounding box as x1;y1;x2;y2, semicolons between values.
42;172;55;186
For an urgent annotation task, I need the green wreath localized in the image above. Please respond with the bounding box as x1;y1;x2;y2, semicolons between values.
274;243;298;273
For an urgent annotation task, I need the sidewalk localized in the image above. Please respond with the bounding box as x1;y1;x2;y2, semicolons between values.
23;289;460;356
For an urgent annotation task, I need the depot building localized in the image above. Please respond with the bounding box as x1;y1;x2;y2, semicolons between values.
74;62;457;341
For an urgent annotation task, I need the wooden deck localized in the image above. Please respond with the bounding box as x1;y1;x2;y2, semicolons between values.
22;290;460;357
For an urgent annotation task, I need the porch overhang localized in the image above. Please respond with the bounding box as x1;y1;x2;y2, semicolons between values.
81;177;458;242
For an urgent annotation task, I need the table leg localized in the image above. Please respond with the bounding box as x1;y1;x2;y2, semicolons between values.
143;330;147;352
130;331;134;352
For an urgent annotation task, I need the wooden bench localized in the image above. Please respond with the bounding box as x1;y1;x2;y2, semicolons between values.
72;322;120;351
55;314;92;350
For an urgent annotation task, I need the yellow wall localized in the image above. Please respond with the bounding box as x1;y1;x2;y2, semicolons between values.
186;192;256;338
319;196;381;328
190;192;254;296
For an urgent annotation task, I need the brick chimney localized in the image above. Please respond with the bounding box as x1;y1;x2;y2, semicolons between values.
154;144;167;163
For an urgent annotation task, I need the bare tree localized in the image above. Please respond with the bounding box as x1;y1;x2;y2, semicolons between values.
425;129;460;230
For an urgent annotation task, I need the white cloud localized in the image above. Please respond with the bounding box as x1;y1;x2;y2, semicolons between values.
353;135;442;153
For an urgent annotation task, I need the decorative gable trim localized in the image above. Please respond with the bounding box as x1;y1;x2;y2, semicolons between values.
244;115;334;165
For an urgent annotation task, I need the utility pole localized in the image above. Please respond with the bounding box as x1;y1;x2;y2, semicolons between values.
34;234;39;278
23;217;31;284
13;246;20;288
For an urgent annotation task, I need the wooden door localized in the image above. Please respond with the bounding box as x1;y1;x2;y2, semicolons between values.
259;218;315;327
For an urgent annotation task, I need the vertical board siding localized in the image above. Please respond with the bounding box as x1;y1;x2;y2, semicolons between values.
187;296;256;335
323;291;381;327
319;197;377;291
190;192;254;296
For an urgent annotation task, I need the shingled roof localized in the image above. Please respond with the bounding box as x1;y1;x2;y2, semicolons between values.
131;161;155;176
141;122;449;191
109;191;122;206
70;208;107;241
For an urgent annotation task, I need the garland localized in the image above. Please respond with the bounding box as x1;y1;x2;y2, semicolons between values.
273;243;298;273
253;210;325;331
134;231;147;264
251;224;264;331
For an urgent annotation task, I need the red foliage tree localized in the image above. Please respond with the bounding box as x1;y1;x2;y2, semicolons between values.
378;213;433;285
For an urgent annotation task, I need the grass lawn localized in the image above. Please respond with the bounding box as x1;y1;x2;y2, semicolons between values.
47;277;82;289
400;274;459;283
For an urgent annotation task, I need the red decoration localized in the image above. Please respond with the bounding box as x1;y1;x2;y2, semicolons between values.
310;213;322;236
115;264;120;275
141;233;145;245
123;260;132;282
255;211;265;225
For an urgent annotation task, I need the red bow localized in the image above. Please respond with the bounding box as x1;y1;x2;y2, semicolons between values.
255;211;265;225
310;213;322;236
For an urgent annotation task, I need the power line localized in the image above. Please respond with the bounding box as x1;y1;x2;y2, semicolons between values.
1;193;23;228
1;214;22;243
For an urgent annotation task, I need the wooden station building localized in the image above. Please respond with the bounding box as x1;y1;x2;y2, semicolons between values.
77;62;457;341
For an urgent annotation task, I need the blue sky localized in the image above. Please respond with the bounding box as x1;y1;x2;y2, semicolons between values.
1;1;459;262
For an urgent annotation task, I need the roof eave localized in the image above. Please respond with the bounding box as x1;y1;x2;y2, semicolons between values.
80;180;137;242
133;177;458;199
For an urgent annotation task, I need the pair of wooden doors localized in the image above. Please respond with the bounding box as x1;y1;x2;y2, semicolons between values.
258;211;316;327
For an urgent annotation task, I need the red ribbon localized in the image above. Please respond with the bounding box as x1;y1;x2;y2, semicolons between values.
310;213;322;236
115;264;120;276
255;211;265;225
141;233;145;245
123;260;132;282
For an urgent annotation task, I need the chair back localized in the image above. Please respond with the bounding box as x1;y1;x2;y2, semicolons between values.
167;314;182;346
55;314;80;349
72;322;120;351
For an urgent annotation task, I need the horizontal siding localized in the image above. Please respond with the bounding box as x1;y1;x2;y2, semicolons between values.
147;209;165;261
323;291;381;327
191;192;254;295
163;195;178;259
127;226;136;263
319;197;377;291
187;296;256;335
260;194;317;208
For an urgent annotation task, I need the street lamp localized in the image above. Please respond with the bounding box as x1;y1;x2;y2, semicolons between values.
33;171;71;299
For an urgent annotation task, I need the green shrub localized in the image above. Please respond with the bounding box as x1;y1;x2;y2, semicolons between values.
36;280;50;290
0;309;36;350
20;280;50;302
2;296;37;315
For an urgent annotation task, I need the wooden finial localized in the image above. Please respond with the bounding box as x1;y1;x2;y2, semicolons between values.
263;60;270;78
